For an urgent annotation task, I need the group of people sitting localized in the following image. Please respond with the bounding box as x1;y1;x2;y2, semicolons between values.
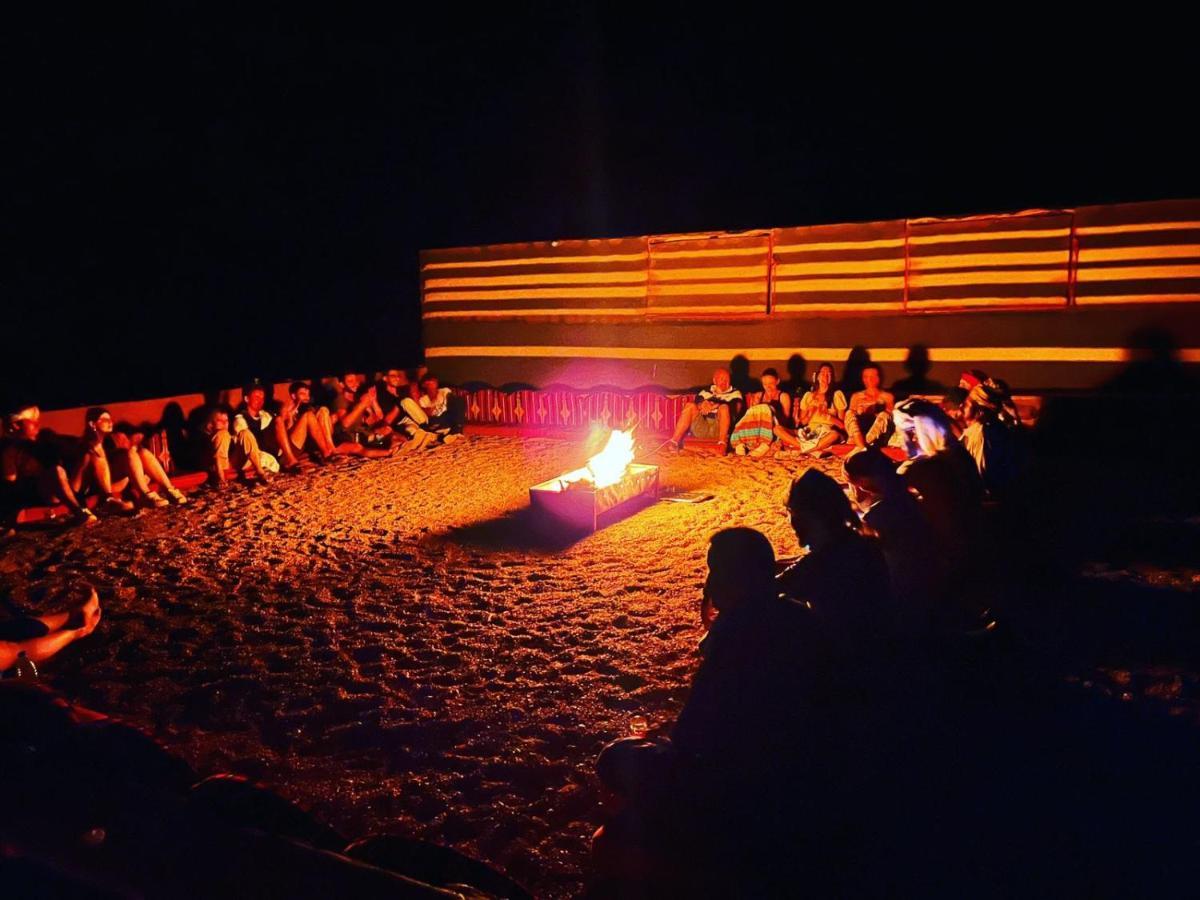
1;367;467;529
593;391;1028;893
666;362;1024;493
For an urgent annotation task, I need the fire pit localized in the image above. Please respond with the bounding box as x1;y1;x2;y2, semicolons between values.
529;429;661;532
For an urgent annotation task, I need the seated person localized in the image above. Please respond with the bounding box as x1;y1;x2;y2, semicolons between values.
956;372;1025;498
893;398;983;582
593;528;818;894
844;448;943;633
1;406;95;527
277;381;341;462
730;368;792;457
1;585;101;675
401;373;465;444
235;383;308;471
202;408;276;486
75;408;187;511
666;368;743;455
376;368;414;433
329;376;407;451
777;468;893;642
844;363;895;450
788;362;848;457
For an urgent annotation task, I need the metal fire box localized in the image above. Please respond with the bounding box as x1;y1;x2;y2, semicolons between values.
529;463;661;532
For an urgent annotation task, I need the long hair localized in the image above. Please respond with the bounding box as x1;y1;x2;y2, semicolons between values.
810;363;837;407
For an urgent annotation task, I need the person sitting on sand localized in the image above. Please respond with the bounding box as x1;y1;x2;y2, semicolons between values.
401;373;465;444
1;406;95;527
75;408;187;511
1;586;101;676
234;383;310;472
789;362;848;457
844;448;943;633
893;398;983;583
956;372;1025;498
730;368;792;457
202;408;276;486
844;363;895;450
286;380;387;459
666;368;743;455
777;468;893;641
593;527;818;894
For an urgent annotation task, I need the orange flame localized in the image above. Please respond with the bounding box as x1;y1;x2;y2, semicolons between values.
561;428;636;489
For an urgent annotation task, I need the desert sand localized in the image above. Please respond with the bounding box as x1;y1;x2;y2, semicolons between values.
2;434;1197;897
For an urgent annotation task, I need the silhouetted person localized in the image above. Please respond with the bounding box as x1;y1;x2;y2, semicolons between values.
593;528;817;894
777;468;893;642
890;344;944;400
844;448;943;633
894;399;982;589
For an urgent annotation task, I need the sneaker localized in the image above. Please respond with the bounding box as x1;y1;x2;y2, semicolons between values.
73;508;99;527
167;487;188;505
142;491;170;508
103;495;135;514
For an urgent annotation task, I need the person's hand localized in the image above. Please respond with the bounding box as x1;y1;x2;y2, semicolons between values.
699;401;715;415
79;589;102;635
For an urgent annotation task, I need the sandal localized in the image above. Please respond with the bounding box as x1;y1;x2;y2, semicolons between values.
143;491;170;509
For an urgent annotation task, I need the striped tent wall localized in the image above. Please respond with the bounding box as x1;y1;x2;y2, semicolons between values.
906;210;1073;312
647;232;771;318
772;219;905;315
1074;200;1200;307
421;237;647;322
421;199;1200;392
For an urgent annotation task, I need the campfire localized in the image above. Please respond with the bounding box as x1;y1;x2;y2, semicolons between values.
530;428;660;531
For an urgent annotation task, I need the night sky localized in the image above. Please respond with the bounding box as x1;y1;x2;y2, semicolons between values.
9;6;1197;410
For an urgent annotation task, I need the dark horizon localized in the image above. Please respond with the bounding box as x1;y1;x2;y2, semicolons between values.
9;6;1198;411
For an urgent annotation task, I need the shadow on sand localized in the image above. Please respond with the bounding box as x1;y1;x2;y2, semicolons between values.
436;494;661;554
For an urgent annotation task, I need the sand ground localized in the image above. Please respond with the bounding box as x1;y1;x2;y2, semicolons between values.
2;435;1197;897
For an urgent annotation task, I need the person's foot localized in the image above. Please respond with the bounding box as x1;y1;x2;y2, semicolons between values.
442;432;464;445
103;495;136;514
715;441;728;456
167;487;188;505
734;444;747;456
78;587;102;635
73;507;99;527
143;491;170;509
808;448;831;460
749;442;771;458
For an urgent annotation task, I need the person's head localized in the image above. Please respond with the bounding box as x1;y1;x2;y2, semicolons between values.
893;398;954;458
861;363;883;392
760;368;779;393
243;384;266;413
7;405;40;440
786;469;859;550
705;527;777;616
813;363;835;393
84;407;114;438
843;447;902;510
205;409;230;435
712;368;731;391
941;387;969;424
384;369;407;391
420;373;440;395
342;372;363;393
414;363;429;381
958;369;988;391
289;381;312;405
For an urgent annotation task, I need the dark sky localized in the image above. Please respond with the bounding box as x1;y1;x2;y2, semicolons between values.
8;5;1197;410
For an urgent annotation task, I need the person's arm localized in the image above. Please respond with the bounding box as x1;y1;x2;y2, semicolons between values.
796;393;814;427
1;446;16;483
779;393;793;423
1;625;91;669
